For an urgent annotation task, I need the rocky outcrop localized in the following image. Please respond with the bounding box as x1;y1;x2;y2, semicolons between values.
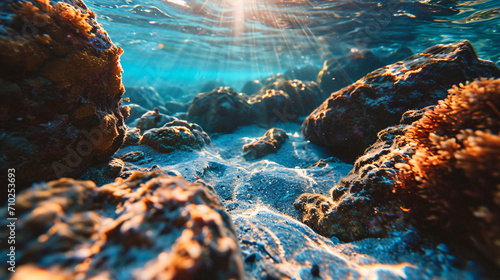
249;79;323;126
188;87;255;133
242;128;288;160
0;0;128;189
302;41;500;162
136;108;177;131
296;78;500;269
139;120;210;153
317;46;413;94
10;170;244;279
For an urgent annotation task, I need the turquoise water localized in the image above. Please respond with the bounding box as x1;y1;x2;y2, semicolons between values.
86;0;500;91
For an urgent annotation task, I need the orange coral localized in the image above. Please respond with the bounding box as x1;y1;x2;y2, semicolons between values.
395;78;500;267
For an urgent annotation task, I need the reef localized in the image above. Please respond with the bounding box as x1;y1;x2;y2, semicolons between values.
188;87;255;133
139;120;210;153
9;170;244;279
249;79;323;126
136;108;176;132
317;46;413;94
295;78;500;269
302;41;500;162
0;0;128;189
242;128;288;160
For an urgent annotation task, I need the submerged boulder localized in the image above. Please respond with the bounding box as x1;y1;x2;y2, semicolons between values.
136;108;176;131
296;78;500;268
139;120;210;153
10;170;244;279
303;41;500;162
242;128;288;160
249;79;323;126
188;87;254;133
317;46;413;94
0;0;128;189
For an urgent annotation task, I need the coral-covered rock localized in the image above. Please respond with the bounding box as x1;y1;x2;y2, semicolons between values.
10;170;244;279
139;120;210;153
0;0;127;189
122;127;141;147
188;87;254;133
303;41;500;162
394;78;500;268
200;79;224;93
249;79;323;126
136;108;176;131
317;46;413;94
164;100;190;114
242;128;288;160
296;78;500;268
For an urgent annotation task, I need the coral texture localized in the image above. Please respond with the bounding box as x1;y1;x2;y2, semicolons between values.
9;170;244;279
139;120;210;153
296;78;500;268
302;41;500;162
0;0;127;189
395;78;500;268
242;128;288;160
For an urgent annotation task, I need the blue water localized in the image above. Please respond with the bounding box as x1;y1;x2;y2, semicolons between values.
86;0;500;92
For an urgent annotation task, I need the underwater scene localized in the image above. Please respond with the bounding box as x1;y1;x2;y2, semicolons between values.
1;0;500;279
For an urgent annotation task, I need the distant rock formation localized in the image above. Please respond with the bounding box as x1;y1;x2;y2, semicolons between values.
302;41;500;162
0;0;128;189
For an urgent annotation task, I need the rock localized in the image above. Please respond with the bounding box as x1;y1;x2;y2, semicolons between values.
119;151;145;162
242;128;288;160
303;41;500;162
123;86;165;110
0;0;127;189
317;46;413;95
285;64;321;82
164;100;190;114
157;85;185;101
136;108;177;131
261;73;290;85
10;170;244;279
249;79;323;126
296;78;500;269
78;157;126;185
125;103;149;124
241;80;264;96
122;127;141;147
139;120;210;153
188;87;254;133
200;79;224;92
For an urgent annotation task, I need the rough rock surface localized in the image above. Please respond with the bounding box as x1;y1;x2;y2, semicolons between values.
136;108;176;131
249;79;323;126
241;80;264;96
8;170;244;279
242;128;288;160
303;41;500;162
317;46;413;94
296;78;500;269
0;0;128;189
139;120;210;153
188;86;255;133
